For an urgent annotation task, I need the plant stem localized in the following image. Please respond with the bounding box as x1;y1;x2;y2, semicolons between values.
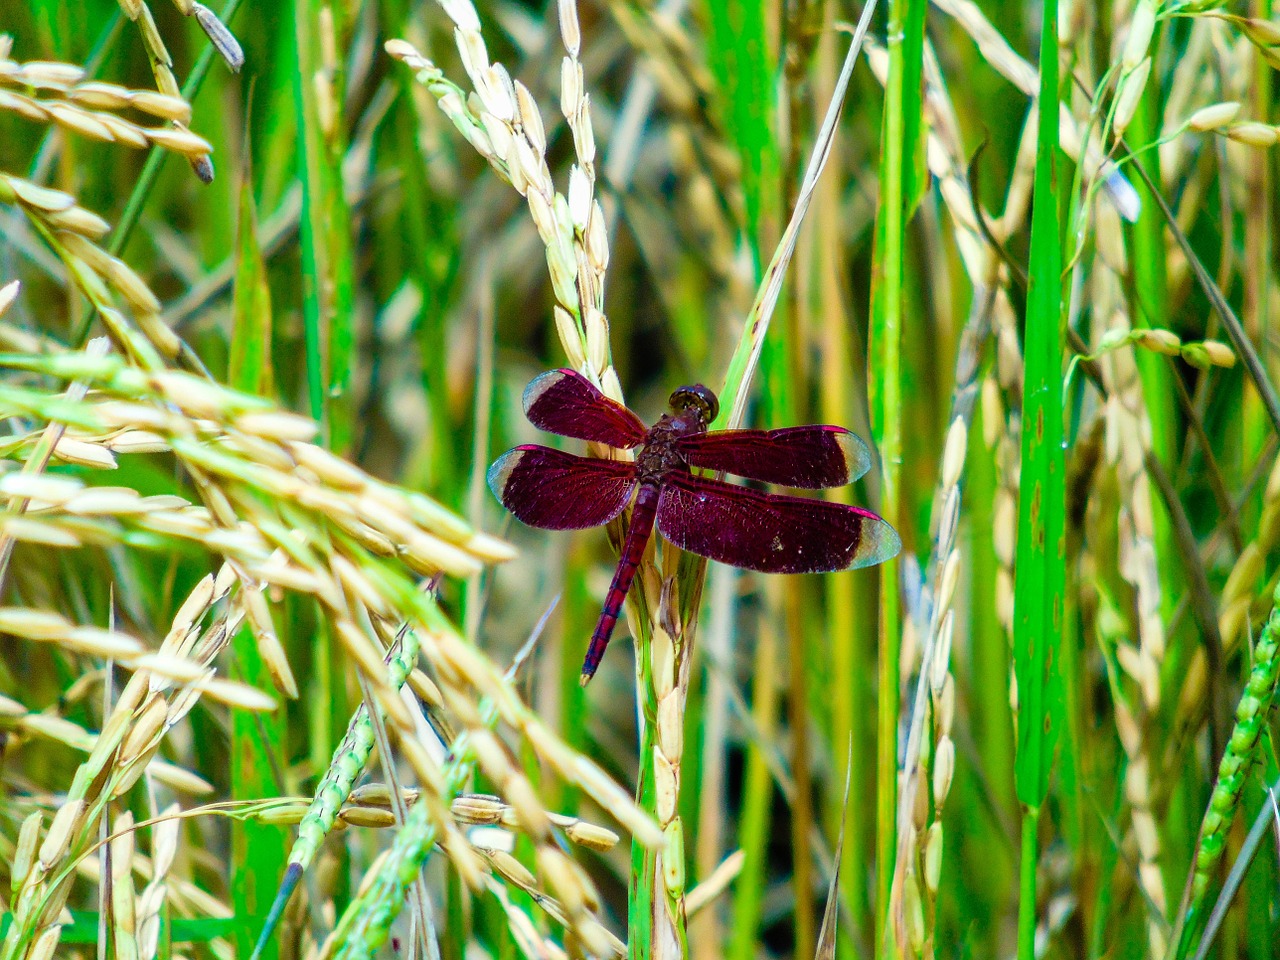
1018;809;1040;960
870;0;925;949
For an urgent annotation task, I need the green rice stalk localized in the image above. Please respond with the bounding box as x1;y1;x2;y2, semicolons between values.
810;23;870;946
867;0;925;950
629;638;659;960
1173;581;1280;959
229;165;287;958
728;586;780;960
1059;30;1172;942
229;172;275;398
701;0;780;267
1242;0;1274;484
248;627;421;960
699;17;876;958
1123;9;1178;627
293;0;355;450
328;718;479;960
1012;0;1065;957
817;201;870;960
232;617;289;960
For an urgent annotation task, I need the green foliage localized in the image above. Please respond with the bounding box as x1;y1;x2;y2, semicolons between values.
3;1;1280;959
1013;0;1064;816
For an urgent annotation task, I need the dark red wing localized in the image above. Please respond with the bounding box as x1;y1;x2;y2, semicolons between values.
655;471;899;573
522;369;647;449
488;445;636;530
674;425;872;488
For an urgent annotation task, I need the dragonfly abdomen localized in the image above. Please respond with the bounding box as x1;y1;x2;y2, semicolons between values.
580;483;661;683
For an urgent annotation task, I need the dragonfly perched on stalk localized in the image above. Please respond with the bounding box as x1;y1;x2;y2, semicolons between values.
489;369;900;683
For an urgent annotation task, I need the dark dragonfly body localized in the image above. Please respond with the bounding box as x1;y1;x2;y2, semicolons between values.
579;383;717;678
488;369;900;683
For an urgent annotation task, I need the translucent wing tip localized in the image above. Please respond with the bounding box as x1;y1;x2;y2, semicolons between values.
849;515;902;569
486;447;525;505
522;368;574;416
833;429;873;483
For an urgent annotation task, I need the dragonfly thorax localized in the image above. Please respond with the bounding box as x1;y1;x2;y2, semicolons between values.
634;409;705;483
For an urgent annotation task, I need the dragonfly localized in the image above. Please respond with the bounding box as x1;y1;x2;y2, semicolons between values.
488;369;901;683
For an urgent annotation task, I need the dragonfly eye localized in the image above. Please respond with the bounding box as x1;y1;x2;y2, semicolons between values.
669;384;719;422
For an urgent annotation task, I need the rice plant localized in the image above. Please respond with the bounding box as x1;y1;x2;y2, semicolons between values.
1;1;1278;959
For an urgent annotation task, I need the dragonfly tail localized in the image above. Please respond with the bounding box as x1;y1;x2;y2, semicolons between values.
580;484;660;684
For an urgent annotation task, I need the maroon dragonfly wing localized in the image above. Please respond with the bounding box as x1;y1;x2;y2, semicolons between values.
656;470;899;572
522;369;648;449
488;445;636;530
673;425;872;488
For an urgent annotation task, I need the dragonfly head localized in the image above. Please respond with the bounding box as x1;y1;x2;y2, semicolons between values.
669;383;719;424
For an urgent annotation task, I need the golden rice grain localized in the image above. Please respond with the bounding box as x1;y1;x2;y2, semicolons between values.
105;258;162;314
1227;121;1279;146
349;783;397;807
66;80;131;110
328;614;383;676
37;799;84;868
105;430;169;453
236;410;318;443
397;733;447;797
63;487;145;515
145;761;214;795
338;806;397;828
536;845;588;915
142;124;214;157
0;517;83;547
932;736;956;808
289;441;368;490
198;677;277;711
0;606;71;639
7;176;75;212
129;652;206;683
564;821;619;852
557;0;581;57
241;587;297;697
128;90;192;123
1113;58;1151;134
1201;340;1236;366
52;437;118;469
44;204;113;237
21;713;95;750
120;697;168;763
11;810;43;894
453;794;506;824
45;101;116;142
0;88;51;122
406;667;444;710
28;927;61;960
1188;101;1241;132
256;804;309;826
19;60;84;89
0;279;19;317
487;847;537;889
